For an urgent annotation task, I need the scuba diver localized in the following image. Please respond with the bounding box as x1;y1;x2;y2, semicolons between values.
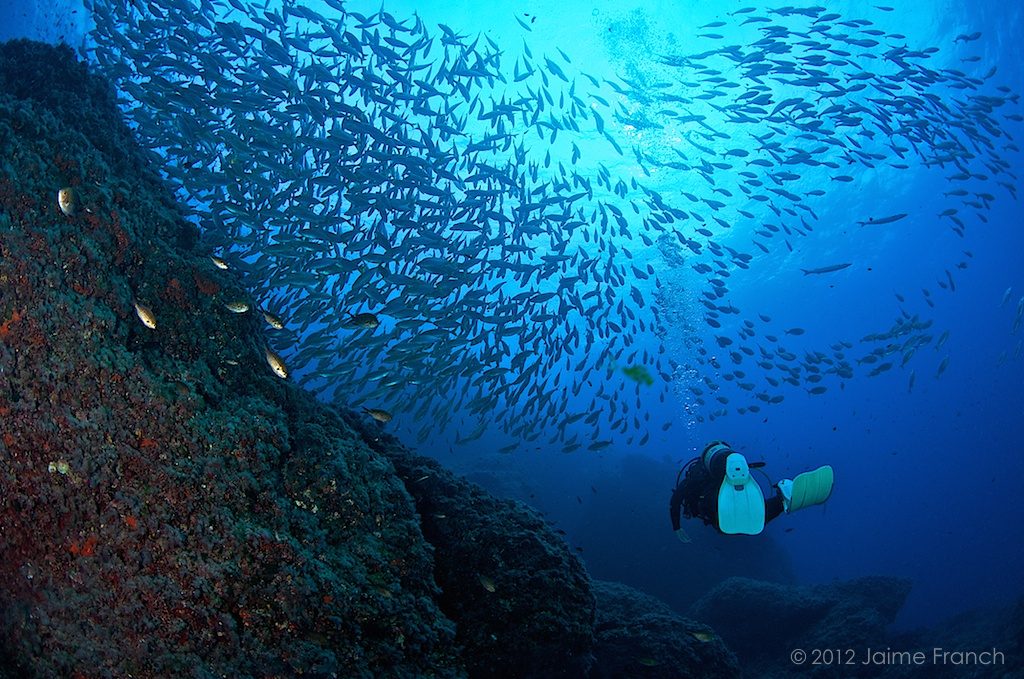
669;440;834;542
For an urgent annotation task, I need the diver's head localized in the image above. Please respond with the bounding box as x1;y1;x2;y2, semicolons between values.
701;440;733;470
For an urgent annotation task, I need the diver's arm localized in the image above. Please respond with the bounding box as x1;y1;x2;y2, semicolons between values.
669;484;683;531
669;484;691;543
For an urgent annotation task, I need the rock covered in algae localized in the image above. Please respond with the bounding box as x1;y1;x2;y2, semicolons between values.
0;38;463;677
588;580;739;679
350;415;597;678
690;575;913;676
0;39;599;678
0;37;638;679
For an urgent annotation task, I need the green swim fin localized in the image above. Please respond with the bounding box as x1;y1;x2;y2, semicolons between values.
782;465;834;513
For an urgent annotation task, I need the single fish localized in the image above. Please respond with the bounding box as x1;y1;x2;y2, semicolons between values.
262;309;285;329
347;312;380;329
134;302;157;329
363;407;393;423
265;348;288;379
622;365;654;385
857;213;907;226
57;187;77;216
954;31;981;43
224;301;250;313
801;262;852;275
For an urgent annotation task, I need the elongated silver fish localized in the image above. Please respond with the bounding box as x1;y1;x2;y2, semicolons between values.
857;213;908;226
801;262;852;275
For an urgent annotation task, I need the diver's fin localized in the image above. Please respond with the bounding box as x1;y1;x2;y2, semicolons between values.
783;465;834;513
717;453;766;535
718;483;766;534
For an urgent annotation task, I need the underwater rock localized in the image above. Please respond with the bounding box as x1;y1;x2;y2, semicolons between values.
0;39;596;678
878;596;1024;679
589;580;739;679
691;575;912;675
798;576;914;661
0;38;462;678
689;577;833;660
349;418;596;678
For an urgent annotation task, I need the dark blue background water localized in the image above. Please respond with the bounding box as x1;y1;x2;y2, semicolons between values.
4;0;1022;633
410;0;1024;630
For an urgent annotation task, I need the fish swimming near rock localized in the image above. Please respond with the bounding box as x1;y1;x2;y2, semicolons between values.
133;301;157;329
57;187;77;216
265;348;288;379
363;407;393;423
262;309;285;329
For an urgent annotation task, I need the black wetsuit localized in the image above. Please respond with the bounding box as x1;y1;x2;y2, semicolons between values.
670;449;784;534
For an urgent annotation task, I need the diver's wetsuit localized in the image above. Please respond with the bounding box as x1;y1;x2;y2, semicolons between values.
670;448;784;534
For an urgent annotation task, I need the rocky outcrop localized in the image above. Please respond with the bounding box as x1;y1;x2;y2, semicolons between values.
879;597;1024;679
691;576;912;677
590;580;739;679
369;433;596;678
0;39;594;678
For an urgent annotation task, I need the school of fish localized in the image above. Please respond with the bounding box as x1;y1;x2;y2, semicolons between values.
81;0;1021;449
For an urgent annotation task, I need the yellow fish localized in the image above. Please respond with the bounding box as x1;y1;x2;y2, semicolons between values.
622;365;654;386
478;575;496;593
262;309;285;329
265;348;288;379
363;407;393;423
57;187;76;216
224;301;250;313
691;631;714;643
134;302;157;329
210;256;229;270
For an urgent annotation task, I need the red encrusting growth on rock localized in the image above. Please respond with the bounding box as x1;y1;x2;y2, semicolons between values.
68;534;98;557
192;269;221;296
0;308;22;338
163;276;189;309
0;38;613;679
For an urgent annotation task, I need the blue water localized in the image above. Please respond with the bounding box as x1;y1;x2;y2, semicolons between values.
403;0;1024;630
415;0;1024;630
6;0;1023;635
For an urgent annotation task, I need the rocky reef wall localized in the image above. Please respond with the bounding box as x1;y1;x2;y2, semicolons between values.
0;40;609;678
